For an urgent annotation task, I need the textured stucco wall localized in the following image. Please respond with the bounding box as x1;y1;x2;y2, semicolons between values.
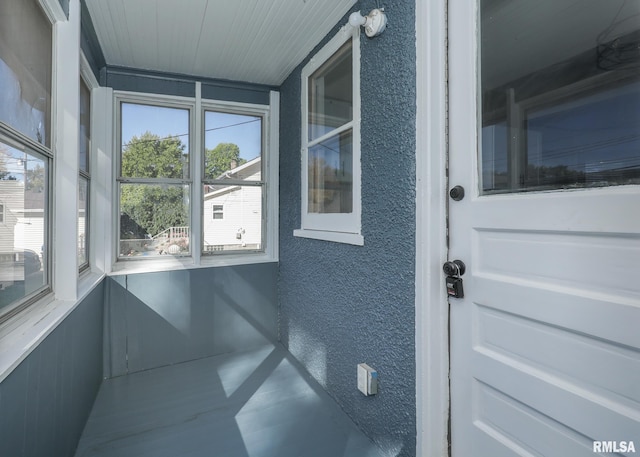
278;2;417;456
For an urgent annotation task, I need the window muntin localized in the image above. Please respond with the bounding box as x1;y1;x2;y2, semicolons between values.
117;102;191;258
202;110;264;255
0;139;48;317
479;0;640;194
0;0;52;147
299;27;361;240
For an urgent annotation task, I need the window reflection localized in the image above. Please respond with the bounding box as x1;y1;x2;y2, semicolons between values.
0;142;47;312
0;0;52;146
480;0;640;194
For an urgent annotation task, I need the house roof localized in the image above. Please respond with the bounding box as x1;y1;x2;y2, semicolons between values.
204;156;261;201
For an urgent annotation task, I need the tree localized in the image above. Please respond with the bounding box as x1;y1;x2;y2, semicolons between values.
120;132;188;239
26;165;45;192
204;142;246;179
122;132;187;179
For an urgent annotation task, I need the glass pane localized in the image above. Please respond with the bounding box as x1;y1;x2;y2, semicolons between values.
480;1;640;194
119;183;190;257
79;79;91;173
0;0;52;147
308;40;352;141
78;177;88;267
121;103;190;179
0;142;47;313
202;185;263;254
308;129;353;214
204;111;262;181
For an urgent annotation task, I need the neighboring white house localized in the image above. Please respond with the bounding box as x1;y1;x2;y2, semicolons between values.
203;157;262;252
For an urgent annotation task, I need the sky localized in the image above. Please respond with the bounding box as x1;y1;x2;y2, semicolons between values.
121;103;261;161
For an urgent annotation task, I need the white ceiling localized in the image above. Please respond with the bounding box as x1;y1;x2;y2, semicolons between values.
84;0;357;86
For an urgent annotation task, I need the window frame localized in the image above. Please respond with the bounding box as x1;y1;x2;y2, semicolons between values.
0;0;55;324
212;204;224;220
201;101;269;256
114;93;194;261
112;89;279;272
0;128;52;324
78;75;92;273
295;25;363;246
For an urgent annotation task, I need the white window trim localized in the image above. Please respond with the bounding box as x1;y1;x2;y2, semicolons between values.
296;25;362;245
0;0;109;384
110;90;279;275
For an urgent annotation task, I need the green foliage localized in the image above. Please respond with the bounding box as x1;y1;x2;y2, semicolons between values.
120;184;187;239
120;134;244;239
122;132;187;178
205;142;246;179
120;132;188;238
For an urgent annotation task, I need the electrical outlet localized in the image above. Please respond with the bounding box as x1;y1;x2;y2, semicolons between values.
357;363;378;396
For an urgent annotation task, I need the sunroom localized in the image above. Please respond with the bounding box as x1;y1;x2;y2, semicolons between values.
1;0;639;457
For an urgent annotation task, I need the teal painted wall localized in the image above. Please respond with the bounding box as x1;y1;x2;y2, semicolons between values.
0;281;104;457
104;263;278;377
278;2;417;456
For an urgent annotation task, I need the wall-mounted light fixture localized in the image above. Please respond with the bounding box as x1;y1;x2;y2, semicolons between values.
349;8;387;38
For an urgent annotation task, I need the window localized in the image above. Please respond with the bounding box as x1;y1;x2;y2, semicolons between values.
212;204;224;220
295;26;363;245
0;0;52;322
479;1;640;194
202;109;264;254
117;100;191;258
115;93;275;265
0;203;4;223
78;77;91;271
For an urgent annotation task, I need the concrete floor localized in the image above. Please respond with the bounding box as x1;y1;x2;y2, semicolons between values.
74;344;383;457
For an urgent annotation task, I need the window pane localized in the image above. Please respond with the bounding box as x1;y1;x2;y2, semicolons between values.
204;111;262;181
120;103;190;179
480;0;640;194
79;79;91;173
0;142;47;312
119;184;190;257
78;177;88;267
0;0;52;147
308;40;352;141
308;129;353;214
203;185;263;254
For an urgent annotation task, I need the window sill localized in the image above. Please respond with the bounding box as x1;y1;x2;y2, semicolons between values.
110;252;278;276
0;272;104;383
293;229;364;246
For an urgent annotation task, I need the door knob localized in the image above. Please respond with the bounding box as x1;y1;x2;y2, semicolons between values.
443;260;466;276
449;185;465;201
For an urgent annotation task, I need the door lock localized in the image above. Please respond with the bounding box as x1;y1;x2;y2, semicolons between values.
443;260;466;299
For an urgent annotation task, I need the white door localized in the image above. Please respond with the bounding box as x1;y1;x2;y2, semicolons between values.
448;1;640;456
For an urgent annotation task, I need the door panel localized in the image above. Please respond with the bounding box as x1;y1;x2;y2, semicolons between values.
449;1;640;456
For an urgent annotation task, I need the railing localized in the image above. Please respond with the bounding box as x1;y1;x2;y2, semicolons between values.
152;226;190;241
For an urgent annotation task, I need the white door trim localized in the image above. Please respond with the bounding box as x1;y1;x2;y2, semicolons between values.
415;0;450;455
